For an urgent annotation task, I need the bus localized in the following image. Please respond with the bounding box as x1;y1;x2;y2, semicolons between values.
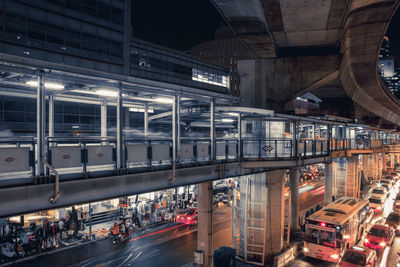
303;197;373;263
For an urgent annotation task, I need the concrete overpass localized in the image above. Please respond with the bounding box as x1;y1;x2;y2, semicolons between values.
212;0;400;126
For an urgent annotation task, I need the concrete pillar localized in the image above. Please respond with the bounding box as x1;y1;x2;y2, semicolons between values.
197;181;212;267
288;169;299;231
383;153;387;174
265;170;285;260
36;71;45;176
346;156;358;197
324;162;333;205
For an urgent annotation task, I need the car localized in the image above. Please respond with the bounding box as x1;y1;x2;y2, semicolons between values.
393;194;400;210
176;208;198;225
368;196;385;214
380;179;393;192
370;186;388;199
338;246;377;267
385;211;400;234
364;224;395;251
389;173;399;181
300;171;314;183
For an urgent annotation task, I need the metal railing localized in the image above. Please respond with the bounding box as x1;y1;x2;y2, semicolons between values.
0;136;393;179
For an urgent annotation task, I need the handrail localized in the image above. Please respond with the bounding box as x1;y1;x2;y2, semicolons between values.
42;157;60;204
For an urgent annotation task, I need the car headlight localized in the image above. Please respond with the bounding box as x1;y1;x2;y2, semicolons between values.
330;254;339;260
303;247;309;253
364;238;369;243
397;226;400;230
379;242;386;247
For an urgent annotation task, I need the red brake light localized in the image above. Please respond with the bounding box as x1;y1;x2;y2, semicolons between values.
320;222;326;227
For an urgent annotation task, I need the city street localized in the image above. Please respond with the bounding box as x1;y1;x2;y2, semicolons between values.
7;206;232;267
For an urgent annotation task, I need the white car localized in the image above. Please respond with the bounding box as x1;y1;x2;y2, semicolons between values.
370;185;389;199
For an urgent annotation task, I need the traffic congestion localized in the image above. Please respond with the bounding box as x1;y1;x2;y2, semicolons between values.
296;170;400;267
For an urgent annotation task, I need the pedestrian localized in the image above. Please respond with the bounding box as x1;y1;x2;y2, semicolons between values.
71;207;79;239
21;231;29;254
112;222;119;243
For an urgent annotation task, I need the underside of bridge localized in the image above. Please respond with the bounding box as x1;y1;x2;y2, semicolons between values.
213;0;400;127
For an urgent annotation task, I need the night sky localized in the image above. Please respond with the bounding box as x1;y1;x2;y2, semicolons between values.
132;0;225;51
387;10;400;61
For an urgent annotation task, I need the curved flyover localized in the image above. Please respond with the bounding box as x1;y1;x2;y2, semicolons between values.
339;0;400;125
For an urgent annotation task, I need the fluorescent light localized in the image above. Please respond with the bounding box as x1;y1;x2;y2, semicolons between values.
225;112;239;116
129;107;154;113
154;97;173;104
26;81;64;90
96;89;118;97
221;118;234;123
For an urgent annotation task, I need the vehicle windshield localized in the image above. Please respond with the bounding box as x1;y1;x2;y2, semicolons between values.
387;213;400;223
381;180;389;184
305;227;335;247
372;189;384;194
186;209;196;215
342;251;366;265
395;195;400;201
369;198;382;204
368;227;387;238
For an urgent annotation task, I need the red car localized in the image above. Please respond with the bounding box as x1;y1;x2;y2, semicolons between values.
338;246;377;267
176;208;198;225
364;224;395;251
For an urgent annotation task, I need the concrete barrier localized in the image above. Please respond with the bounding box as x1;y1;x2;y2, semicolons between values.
273;242;301;267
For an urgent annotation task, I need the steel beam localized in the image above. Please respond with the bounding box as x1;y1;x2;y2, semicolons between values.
210;98;216;160
101;101;107;138
36;71;45;176
172;96;181;162
144;104;149;137
117;83;125;169
48;95;54;138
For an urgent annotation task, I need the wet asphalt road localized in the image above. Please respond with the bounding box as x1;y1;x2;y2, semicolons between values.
8;206;232;267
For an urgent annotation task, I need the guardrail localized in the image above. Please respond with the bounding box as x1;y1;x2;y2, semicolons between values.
0;136;389;179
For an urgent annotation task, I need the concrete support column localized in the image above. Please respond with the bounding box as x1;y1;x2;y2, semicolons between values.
383;153;387;174
36;71;45;176
197;181;212;267
101;101;107;137
288;169;299;231
324;162;333;205
116;83;125;169
346;156;359;197
265;170;285;260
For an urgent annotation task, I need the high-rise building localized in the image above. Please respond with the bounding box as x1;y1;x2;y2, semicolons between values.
378;36;400;99
191;26;257;96
0;0;130;74
0;0;231;135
